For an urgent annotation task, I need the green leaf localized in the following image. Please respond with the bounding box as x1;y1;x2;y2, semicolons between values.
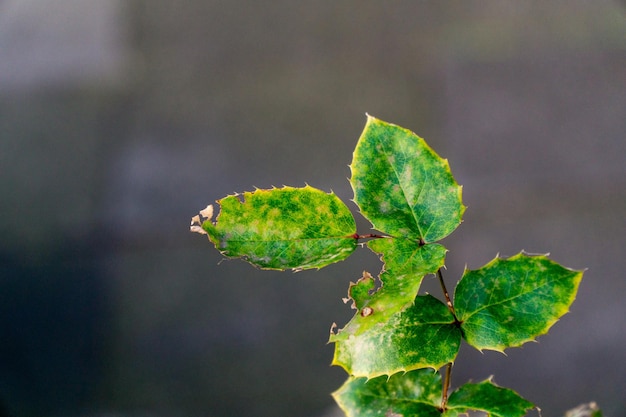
334;373;534;417
444;379;534;417
192;185;357;271
455;252;584;352
331;295;461;377
331;116;463;377
367;238;448;310
331;238;447;339
333;369;443;417
350;115;465;242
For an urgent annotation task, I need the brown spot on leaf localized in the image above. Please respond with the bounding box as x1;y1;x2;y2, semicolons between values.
360;306;374;317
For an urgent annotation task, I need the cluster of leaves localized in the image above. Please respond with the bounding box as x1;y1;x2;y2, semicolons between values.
192;116;587;416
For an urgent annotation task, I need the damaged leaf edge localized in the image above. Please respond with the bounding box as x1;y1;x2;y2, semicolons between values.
190;204;214;235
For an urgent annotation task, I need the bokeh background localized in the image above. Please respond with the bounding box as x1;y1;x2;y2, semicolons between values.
1;1;625;416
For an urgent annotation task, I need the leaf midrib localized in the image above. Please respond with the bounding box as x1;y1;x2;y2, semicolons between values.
376;135;427;240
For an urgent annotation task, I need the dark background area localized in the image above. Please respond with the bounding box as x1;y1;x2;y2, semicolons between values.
1;1;625;416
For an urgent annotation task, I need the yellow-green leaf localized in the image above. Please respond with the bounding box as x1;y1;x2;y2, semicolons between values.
455;252;584;352
331;239;446;340
350;115;465;243
444;379;534;417
192;185;357;271
331;295;461;377
333;369;442;417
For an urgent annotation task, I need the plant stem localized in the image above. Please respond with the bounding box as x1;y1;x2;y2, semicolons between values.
441;362;453;411
437;268;457;319
437;271;457;412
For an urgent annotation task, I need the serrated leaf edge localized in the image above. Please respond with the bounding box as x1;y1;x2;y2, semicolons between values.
457;250;585;352
349;114;466;242
195;185;358;271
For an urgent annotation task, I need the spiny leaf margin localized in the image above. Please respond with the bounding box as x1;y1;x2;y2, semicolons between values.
444;379;534;417
350;115;465;242
332;369;442;417
333;372;534;417
192;185;357;271
330;238;447;340
331;295;461;378
455;251;585;352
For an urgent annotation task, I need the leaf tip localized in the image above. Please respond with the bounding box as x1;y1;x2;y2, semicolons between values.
364;113;382;129
191;205;215;235
519;249;550;257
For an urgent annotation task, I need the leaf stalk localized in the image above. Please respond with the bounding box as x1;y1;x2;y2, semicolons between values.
437;268;457;320
441;362;453;411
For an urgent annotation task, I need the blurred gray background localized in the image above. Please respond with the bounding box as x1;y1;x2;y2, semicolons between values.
1;1;625;416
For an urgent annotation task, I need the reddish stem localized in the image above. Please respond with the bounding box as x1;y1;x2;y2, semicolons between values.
437;268;457;320
441;362;453;411
351;233;385;240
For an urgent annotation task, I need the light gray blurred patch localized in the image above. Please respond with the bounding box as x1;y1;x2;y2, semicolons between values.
103;138;230;239
0;0;129;91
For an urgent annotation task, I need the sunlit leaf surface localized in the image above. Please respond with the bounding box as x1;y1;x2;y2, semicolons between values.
444;379;534;417
194;185;357;270
333;369;442;417
350;115;465;242
331;295;461;377
455;252;584;351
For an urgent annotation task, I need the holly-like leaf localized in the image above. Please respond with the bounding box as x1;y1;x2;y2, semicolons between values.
444;379;534;417
455;252;584;352
334;373;534;417
331;238;446;339
191;185;357;271
350;115;465;242
331;295;461;377
333;369;443;417
331;116;462;377
366;238;447;311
